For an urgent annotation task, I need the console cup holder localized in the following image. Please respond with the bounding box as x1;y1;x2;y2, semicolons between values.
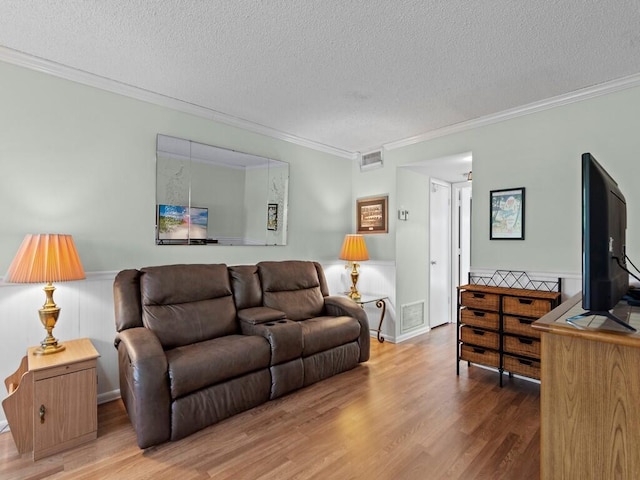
277;320;288;323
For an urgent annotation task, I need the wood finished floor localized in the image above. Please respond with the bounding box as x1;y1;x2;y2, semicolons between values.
0;324;541;480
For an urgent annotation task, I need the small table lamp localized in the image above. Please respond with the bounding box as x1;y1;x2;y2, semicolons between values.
5;234;85;355
339;234;369;300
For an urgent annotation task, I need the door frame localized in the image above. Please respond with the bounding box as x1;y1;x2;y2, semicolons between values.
452;181;472;324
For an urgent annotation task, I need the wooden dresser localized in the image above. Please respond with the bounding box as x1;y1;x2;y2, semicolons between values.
533;294;640;479
457;284;561;384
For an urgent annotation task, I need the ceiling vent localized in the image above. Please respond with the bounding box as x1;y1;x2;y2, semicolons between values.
359;149;384;171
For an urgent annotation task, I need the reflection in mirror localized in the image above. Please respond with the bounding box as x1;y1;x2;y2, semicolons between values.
156;135;289;245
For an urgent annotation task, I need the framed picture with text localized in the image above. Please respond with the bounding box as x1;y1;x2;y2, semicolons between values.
490;187;525;240
356;195;388;234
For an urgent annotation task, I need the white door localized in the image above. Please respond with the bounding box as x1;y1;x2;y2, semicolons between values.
429;179;451;328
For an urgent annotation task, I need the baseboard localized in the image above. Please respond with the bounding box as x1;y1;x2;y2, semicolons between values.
396;325;430;343
98;389;121;405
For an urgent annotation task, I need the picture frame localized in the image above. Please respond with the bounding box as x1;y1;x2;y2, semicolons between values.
357;195;388;234
267;203;278;231
490;187;525;240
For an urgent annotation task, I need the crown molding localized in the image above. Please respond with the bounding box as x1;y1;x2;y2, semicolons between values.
0;46;356;160
385;72;640;150
5;46;639;158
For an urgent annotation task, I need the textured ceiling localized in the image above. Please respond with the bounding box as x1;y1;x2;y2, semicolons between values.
1;1;640;154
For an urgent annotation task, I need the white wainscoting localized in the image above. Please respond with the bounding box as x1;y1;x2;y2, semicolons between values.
323;260;397;343
0;263;582;429
0;261;399;428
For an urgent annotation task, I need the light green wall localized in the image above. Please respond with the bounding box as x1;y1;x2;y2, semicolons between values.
379;84;640;330
0;61;353;273
351;158;396;261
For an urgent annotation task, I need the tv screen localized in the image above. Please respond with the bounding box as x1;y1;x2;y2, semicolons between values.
157;204;208;241
581;152;631;329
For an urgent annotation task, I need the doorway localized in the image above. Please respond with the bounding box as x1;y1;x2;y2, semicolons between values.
427;177;472;329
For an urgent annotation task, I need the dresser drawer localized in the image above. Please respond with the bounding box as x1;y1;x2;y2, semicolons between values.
460;325;499;350
504;335;540;359
503;315;540;339
460;308;499;331
460;290;500;312
503;354;540;380
503;296;552;318
460;344;499;368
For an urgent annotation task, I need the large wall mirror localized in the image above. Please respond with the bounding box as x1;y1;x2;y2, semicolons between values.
156;134;289;246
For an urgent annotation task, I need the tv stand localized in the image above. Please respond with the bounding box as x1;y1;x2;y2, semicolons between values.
566;310;637;332
533;294;640;479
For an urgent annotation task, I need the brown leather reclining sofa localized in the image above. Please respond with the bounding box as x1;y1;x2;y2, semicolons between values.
113;260;370;448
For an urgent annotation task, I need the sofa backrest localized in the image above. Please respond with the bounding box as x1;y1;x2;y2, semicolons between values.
139;264;237;349
257;261;328;321
228;265;263;310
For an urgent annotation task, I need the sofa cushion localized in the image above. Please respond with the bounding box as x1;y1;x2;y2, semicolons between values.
166;334;271;399
140;264;237;349
299;316;361;356
258;261;325;320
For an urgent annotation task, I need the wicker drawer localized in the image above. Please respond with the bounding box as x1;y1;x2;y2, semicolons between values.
460;325;499;350
460;290;500;312
503;315;540;339
503;296;552;318
460;308;499;331
503;354;540;380
460;344;500;368
504;335;541;359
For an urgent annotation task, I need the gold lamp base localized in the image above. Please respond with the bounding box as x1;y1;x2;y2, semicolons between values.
34;282;65;355
346;262;362;300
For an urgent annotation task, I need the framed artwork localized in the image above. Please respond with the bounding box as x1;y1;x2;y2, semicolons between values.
490;187;525;240
357;195;388;234
267;203;278;231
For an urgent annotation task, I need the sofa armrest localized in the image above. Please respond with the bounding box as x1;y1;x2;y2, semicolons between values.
240;319;303;365
237;306;286;325
324;296;370;362
115;327;171;448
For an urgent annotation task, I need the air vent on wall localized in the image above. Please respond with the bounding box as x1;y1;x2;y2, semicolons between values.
359;149;384;171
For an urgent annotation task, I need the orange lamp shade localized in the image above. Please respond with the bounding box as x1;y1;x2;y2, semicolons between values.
339;234;369;262
6;234;85;284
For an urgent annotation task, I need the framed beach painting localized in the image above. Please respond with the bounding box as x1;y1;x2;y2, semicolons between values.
490;188;525;240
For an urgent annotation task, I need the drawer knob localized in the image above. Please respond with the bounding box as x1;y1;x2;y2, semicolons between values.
472;329;485;336
39;404;46;424
518;318;533;325
472;293;486;299
518;298;533;305
519;338;534;345
473;311;486;317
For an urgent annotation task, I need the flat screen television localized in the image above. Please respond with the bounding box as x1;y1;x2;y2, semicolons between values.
157;204;208;243
574;152;634;331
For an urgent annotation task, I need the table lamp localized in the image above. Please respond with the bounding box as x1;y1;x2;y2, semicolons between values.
5;234;85;355
339;234;369;300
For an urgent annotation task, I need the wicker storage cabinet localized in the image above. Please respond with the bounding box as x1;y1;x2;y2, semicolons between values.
457;284;561;384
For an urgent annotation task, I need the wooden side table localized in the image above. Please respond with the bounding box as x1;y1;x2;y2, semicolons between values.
2;338;99;460
352;294;388;343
